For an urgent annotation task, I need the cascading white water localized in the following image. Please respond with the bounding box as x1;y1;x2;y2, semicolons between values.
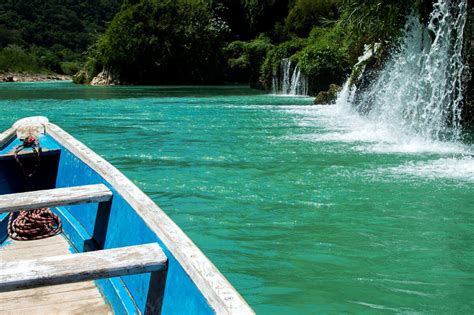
338;0;468;142
272;58;308;96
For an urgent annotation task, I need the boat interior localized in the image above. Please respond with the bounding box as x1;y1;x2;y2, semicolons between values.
0;119;253;314
0;132;169;314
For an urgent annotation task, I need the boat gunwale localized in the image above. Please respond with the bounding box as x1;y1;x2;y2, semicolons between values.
44;123;254;315
0;128;15;149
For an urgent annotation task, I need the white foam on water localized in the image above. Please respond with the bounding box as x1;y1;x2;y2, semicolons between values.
387;157;474;182
282;95;474;182
283;102;471;155
282;0;472;174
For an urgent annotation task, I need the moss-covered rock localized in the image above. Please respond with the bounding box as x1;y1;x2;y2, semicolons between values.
345;42;389;113
314;84;342;104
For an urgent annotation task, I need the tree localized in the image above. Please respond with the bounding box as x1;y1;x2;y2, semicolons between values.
91;0;230;84
285;0;340;37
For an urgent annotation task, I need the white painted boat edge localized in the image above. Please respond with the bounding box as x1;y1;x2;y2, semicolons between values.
0;128;15;148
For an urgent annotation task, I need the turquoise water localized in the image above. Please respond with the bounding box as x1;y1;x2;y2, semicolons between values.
1;82;473;313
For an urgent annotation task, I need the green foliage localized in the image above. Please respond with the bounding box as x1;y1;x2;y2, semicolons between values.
285;0;340;37
260;38;307;88
0;0;121;74
0;25;23;48
0;44;46;73
225;35;273;82
298;44;349;88
0;0;121;51
60;62;81;76
73;0;436;97
90;0;230;84
339;0;420;44
299;25;349;77
259;22;351;93
30;46;61;73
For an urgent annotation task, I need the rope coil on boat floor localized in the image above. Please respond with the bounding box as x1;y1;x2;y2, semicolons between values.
8;208;62;241
7;135;62;241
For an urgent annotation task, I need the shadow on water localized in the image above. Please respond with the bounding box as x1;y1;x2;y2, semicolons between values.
0;81;266;100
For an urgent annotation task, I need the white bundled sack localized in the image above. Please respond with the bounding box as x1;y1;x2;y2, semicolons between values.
13;116;49;140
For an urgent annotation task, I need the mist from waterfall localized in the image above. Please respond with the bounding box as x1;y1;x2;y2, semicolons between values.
272;58;309;96
336;0;468;143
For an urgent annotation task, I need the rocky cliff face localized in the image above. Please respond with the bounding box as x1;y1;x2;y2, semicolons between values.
463;2;473;127
90;68;120;86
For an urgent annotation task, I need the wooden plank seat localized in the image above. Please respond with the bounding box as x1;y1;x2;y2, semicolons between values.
0;243;168;314
0;184;112;214
0;235;111;314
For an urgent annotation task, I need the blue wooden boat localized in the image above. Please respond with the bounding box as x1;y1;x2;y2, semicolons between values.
0;117;253;314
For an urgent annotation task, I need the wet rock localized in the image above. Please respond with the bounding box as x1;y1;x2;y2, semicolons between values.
314;84;342;105
462;1;474;127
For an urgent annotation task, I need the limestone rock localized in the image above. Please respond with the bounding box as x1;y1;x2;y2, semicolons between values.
90;68;120;86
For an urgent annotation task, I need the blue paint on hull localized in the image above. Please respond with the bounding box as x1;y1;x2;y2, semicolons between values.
0;134;214;314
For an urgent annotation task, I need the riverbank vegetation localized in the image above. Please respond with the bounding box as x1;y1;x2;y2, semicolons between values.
75;0;432;92
0;0;120;76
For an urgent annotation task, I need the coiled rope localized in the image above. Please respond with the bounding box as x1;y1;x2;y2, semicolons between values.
8;136;62;241
8;208;62;241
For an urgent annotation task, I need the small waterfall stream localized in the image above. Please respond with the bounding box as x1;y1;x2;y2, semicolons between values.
337;0;468;142
272;58;308;96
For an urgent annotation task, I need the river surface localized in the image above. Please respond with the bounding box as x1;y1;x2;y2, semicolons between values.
1;82;473;314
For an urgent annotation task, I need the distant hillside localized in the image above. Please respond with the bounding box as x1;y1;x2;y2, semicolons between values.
0;0;121;75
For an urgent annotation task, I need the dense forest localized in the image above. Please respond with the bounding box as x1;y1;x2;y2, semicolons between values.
74;0;435;92
0;0;121;75
0;0;453;87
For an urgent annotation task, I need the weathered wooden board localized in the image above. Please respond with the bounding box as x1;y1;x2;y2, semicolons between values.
0;284;101;310
1;298;112;315
0;281;96;300
0;235;112;314
2;298;113;315
0;237;69;261
0;243;167;292
0;235;64;252
0;184;112;214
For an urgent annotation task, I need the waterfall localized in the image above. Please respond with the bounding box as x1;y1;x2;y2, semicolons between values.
272;58;308;96
338;0;468;142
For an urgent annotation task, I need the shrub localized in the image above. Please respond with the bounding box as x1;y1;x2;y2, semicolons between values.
60;61;80;75
285;0;340;37
89;0;230;84
0;44;44;73
225;35;273;82
30;46;61;73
